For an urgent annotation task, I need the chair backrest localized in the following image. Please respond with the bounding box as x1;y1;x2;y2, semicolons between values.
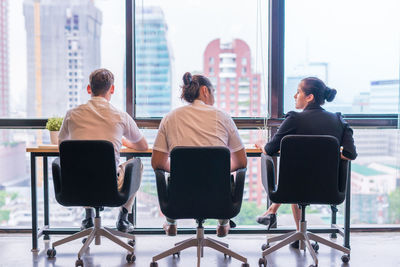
165;146;237;220
54;140;123;207
271;135;346;205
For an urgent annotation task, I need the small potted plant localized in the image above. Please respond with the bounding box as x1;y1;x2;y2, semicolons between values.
46;117;63;145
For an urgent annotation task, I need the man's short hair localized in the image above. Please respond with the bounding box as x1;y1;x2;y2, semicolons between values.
89;68;114;96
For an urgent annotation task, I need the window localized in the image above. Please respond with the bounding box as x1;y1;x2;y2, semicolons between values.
134;0;268;118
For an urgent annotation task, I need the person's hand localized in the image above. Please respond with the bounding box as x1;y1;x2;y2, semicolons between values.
255;140;267;154
340;154;351;161
121;137;128;147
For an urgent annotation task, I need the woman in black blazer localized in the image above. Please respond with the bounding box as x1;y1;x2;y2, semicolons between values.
255;77;357;248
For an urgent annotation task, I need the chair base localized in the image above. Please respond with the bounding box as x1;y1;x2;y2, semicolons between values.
260;220;350;266
47;216;135;263
151;226;248;267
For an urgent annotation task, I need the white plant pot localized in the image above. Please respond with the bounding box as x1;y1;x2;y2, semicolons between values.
49;131;59;145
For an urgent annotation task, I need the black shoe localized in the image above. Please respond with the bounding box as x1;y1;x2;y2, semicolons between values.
256;214;277;230
80;217;94;230
290;240;299;249
116;209;135;233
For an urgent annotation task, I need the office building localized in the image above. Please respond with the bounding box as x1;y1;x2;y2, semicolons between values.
204;39;263;204
135;6;172;117
23;0;102;118
369;79;399;114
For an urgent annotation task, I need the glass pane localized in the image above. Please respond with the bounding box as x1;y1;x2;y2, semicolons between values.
134;0;268;117
284;0;400;114
4;0;125;119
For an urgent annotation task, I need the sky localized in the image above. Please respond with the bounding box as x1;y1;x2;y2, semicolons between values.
7;0;400;117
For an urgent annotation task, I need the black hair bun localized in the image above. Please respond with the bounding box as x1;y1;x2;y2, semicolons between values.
183;72;192;86
325;87;337;102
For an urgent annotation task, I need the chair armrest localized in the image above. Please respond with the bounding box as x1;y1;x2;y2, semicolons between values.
338;159;349;194
119;158;142;197
232;168;246;204
261;154;277;195
51;158;62;195
154;169;168;210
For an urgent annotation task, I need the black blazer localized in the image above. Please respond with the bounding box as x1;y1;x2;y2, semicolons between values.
265;103;357;160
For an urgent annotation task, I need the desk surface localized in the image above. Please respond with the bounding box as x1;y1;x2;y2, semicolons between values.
26;146;262;154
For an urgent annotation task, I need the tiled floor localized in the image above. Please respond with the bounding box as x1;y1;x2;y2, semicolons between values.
0;232;399;267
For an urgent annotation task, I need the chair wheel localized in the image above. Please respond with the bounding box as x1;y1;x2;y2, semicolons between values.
128;239;135;247
173;252;180;258
242;263;250;267
258;257;267;266
126;253;136;263
312;242;319;252
150;262;158;267
261;243;270;250
47;248;56;258
82;238;87;244
341;254;350;263
43;235;50;241
224;253;231;258
330;233;337;239
75;259;84;267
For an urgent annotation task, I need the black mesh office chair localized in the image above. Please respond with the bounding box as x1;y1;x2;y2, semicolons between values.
150;147;249;267
47;140;142;267
259;135;351;266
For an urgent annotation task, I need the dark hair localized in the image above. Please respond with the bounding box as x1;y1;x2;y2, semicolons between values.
300;77;337;106
180;72;213;103
89;68;114;96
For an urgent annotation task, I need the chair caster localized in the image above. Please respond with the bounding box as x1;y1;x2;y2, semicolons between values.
150;262;158;267
330;233;337;239
224;253;231;258
126;253;136;263
43;235;50;241
82;238;87;244
47;248;56;258
261;243;270;251
172;252;180;258
128;239;135;247
341;254;350;263
258;257;267;266
242;263;250;267
312;242;319;252
75;259;84;267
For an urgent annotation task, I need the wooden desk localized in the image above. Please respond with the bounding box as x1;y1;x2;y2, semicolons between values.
26;146;350;253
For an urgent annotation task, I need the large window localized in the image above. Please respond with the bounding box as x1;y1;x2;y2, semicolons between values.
134;0;268;118
284;0;400;114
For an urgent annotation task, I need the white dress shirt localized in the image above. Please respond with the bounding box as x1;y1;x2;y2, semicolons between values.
153;100;244;154
58;96;143;166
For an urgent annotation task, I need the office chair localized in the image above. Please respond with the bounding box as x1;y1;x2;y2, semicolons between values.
259;135;351;267
47;140;142;267
150;147;249;267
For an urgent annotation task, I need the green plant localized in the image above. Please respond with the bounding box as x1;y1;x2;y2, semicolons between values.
46;117;63;131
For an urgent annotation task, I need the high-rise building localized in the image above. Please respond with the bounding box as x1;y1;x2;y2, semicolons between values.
135;6;172;117
369;80;399;114
204;39;263;204
23;0;102;118
0;0;9;119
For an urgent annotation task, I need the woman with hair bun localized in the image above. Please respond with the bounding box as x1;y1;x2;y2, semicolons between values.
255;77;357;248
152;72;247;237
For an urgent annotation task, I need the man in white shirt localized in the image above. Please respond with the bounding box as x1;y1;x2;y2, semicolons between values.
58;68;148;232
152;72;247;237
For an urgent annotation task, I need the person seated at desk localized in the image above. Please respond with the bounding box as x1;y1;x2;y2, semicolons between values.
151;72;247;237
255;77;357;248
58;68;148;233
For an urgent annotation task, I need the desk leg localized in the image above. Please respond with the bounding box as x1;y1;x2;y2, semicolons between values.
43;156;50;240
30;154;38;252
344;163;351;249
